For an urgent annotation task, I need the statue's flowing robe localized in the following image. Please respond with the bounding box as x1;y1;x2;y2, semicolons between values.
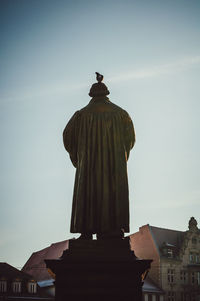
63;97;135;234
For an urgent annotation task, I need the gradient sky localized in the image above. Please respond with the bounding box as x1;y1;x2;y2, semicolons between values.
0;0;200;269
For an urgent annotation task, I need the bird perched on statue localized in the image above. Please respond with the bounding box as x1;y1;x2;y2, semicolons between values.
96;72;104;83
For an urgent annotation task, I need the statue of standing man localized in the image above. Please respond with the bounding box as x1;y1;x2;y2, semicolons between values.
63;73;135;239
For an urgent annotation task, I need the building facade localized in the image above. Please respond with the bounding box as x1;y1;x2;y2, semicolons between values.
0;262;53;301
130;217;200;301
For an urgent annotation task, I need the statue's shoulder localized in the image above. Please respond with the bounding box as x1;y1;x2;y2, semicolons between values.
109;101;131;118
70;110;81;120
77;106;90;116
67;110;82;125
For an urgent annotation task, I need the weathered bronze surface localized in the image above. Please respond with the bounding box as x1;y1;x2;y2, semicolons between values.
63;75;135;235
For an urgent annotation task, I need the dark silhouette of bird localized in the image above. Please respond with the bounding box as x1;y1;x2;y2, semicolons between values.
95;72;104;83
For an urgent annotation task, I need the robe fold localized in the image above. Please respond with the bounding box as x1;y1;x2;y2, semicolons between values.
63;96;135;234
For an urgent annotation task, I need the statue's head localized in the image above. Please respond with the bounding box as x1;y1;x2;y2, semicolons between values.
89;72;110;97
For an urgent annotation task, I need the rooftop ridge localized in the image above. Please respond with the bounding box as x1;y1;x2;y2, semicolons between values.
149;225;185;233
50;239;68;247
27;239;69;257
0;262;33;279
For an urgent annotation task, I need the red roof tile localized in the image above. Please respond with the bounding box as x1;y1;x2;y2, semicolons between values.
22;240;69;281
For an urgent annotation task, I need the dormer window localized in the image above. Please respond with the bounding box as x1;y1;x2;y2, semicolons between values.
0;280;7;293
28;281;37;294
161;242;175;258
12;281;21;293
167;249;173;258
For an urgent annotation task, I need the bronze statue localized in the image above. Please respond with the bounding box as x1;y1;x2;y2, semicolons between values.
63;73;135;239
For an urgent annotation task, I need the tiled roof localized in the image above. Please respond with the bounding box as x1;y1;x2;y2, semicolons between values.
0;262;33;280
149;226;184;255
22;240;69;281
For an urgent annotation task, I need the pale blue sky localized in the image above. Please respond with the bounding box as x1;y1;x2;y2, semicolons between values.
0;0;200;268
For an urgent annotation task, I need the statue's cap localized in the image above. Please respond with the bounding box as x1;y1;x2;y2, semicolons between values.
89;72;110;97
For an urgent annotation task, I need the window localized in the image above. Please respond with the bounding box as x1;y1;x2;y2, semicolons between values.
192;237;197;244
12;281;21;293
168;291;175;301
168;269;174;283
180;271;187;284
190;253;200;263
197;272;200;285
167;249;173;258
0;280;7;293
191;272;195;285
28;282;37;294
190;253;194;262
148;294;152;301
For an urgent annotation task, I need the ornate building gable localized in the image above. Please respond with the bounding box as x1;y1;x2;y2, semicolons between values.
130;218;200;300
179;217;200;265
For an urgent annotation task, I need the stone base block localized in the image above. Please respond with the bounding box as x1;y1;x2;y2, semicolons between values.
45;238;152;301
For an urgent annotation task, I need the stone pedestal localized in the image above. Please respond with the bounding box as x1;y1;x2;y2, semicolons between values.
45;238;152;301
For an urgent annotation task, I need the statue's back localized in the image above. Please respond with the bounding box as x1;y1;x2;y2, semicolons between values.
63;76;135;238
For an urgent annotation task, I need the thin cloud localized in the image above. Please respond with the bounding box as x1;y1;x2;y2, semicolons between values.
108;55;200;83
0;82;88;105
1;56;200;104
